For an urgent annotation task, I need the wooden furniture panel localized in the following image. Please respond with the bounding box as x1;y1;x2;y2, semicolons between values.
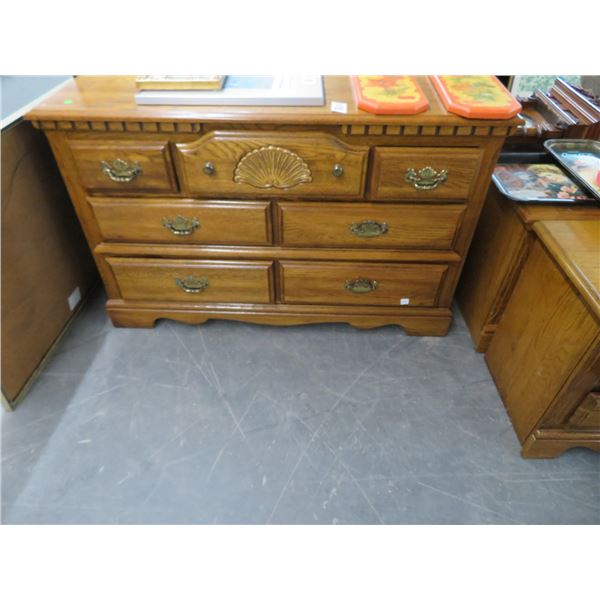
1;121;97;408
486;239;597;441
68;139;178;193
90;198;272;245
26;76;518;336
370;147;483;200
456;184;529;351
108;257;273;304
174;131;368;198
486;221;600;457
568;392;600;428
458;183;600;352
277;202;466;249
280;261;447;306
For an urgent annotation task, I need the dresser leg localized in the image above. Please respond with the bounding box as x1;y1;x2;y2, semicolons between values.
521;431;600;459
108;308;158;329
401;316;452;337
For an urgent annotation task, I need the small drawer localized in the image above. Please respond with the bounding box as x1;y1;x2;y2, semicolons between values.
277;201;466;249
568;391;600;429
108;257;273;303
173;131;368;198
370;147;483;200
280;261;447;306
69;139;178;193
90;198;272;245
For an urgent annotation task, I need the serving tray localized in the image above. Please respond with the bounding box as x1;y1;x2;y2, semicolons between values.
492;163;592;203
544;139;600;200
351;76;429;115
430;75;521;119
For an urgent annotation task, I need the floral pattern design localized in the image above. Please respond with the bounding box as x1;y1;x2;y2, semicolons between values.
493;164;591;202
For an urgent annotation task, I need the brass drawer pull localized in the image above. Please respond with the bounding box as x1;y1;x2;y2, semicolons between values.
163;215;200;236
203;161;216;175
100;159;142;183
176;275;209;293
405;166;448;190
350;220;388;238
332;164;344;177
345;278;378;293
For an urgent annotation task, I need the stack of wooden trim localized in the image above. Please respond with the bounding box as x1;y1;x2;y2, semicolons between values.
518;77;600;140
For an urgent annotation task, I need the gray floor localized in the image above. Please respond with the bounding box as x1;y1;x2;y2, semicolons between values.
2;290;599;524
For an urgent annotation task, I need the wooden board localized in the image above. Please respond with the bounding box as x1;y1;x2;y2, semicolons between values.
351;76;429;115
430;76;521;120
1;121;97;405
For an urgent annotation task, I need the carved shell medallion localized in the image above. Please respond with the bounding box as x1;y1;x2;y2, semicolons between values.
233;145;312;189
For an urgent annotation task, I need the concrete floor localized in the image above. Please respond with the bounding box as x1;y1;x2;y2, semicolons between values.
2;290;599;524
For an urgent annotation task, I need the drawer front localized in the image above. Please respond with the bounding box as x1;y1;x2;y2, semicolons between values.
174;131;368;198
568;391;600;429
69;139;178;193
370;147;483;200
108;258;273;303
278;202;466;249
90;198;272;245
280;261;447;306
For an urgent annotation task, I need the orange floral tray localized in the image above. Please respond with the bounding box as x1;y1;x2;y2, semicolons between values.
351;76;429;115
430;75;521;119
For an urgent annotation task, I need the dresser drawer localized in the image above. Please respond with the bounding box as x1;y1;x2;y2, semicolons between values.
277;202;466;249
108;258;273;303
280;261;447;306
90;198;272;245
174;131;368;198
69;139;178;193
370;147;483;200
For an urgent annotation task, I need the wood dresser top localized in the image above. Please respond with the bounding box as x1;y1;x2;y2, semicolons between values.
515;202;600;227
534;219;600;318
25;76;522;129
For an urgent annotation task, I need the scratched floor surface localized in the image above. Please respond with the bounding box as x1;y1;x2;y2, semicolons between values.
2;289;599;524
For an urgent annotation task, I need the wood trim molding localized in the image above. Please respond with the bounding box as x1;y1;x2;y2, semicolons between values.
341;124;518;136
31;119;520;137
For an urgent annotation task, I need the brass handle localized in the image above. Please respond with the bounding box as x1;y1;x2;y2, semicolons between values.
345;278;378;294
176;275;209;293
405;166;448;190
203;161;216;175
100;159;142;183
163;215;200;236
332;164;344;177
350;220;388;238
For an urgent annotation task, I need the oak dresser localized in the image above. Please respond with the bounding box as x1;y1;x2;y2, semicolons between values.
27;76;520;334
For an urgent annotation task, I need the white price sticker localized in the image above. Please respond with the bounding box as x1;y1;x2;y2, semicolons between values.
400;298;410;305
330;101;347;114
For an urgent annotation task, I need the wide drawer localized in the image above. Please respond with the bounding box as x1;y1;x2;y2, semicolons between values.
90;198;272;245
173;131;368;198
69;139;178;194
280;261;447;306
277;202;466;249
108;257;273;303
370;147;483;200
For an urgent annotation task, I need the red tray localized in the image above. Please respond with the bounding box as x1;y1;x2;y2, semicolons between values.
351;76;429;115
430;75;521;119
